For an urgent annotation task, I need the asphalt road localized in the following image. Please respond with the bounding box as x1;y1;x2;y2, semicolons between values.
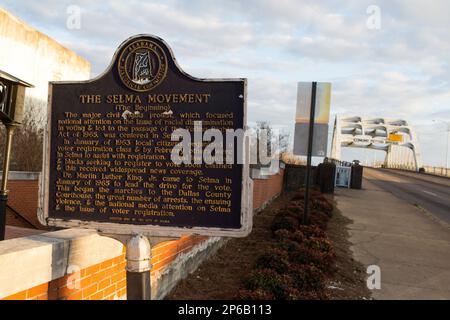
363;168;450;225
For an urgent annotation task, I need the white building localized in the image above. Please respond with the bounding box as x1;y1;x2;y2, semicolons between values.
0;8;90;110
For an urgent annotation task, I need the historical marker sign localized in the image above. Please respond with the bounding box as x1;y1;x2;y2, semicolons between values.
38;35;251;237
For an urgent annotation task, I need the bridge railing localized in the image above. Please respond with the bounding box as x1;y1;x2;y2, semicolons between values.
423;166;450;178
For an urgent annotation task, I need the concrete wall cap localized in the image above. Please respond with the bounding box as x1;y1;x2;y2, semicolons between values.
0;171;40;181
0;228;123;299
126;235;151;272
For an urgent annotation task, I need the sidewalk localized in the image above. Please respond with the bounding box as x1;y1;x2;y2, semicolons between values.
335;179;450;300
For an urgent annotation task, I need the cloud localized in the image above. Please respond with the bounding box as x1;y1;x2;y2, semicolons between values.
1;0;449;166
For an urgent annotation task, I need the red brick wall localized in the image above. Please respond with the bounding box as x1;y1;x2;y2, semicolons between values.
3;253;127;300
151;235;209;272
252;169;284;210
5;179;43;230
1;235;209;300
2;171;284;300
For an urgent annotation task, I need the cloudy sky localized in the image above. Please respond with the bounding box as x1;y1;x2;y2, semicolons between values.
2;0;450;166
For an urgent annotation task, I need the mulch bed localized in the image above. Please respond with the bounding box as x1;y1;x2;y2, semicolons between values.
166;191;372;300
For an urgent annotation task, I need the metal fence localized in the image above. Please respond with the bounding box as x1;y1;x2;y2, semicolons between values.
423;166;450;178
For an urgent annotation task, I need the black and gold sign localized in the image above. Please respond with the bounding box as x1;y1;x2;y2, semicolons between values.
40;35;251;238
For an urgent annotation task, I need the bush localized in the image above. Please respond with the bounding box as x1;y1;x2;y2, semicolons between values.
303;237;334;255
296;225;326;239
289;245;334;272
286;203;303;216
288;244;315;265
312;198;333;216
238;186;337;300
284;287;302;300
276;238;304;255
237;289;275;300
290;192;305;201
291;188;324;202
271;215;298;233
254;248;290;274
289;264;325;291
244;269;293;299
273;229;294;240
309;210;330;230
289;187;333;219
284;287;330;300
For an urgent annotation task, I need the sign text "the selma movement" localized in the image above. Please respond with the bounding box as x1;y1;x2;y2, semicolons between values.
79;93;212;105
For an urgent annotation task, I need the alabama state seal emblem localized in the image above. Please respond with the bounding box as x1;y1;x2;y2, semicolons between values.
117;39;168;92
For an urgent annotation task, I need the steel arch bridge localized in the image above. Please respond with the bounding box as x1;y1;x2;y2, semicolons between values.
330;115;422;171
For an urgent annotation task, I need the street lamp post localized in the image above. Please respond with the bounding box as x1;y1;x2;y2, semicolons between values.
0;70;33;241
0;124;17;239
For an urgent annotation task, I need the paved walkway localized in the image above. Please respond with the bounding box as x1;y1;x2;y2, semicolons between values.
335;178;450;300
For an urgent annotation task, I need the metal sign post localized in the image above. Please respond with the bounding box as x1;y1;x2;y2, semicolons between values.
104;233;178;300
303;82;317;225
125;234;151;300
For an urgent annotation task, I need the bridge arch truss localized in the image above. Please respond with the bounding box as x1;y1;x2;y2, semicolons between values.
330;115;422;171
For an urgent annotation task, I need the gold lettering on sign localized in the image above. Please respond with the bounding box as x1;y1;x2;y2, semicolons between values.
53;93;236;226
78;93;211;105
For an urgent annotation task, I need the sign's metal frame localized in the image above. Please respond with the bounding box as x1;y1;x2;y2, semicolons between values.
37;34;252;238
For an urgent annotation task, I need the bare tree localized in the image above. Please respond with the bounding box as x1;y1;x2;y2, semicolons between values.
255;121;273;161
0;99;45;172
278;130;290;154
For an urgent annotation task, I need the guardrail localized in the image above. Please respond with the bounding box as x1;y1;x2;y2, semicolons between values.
423;166;450;178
